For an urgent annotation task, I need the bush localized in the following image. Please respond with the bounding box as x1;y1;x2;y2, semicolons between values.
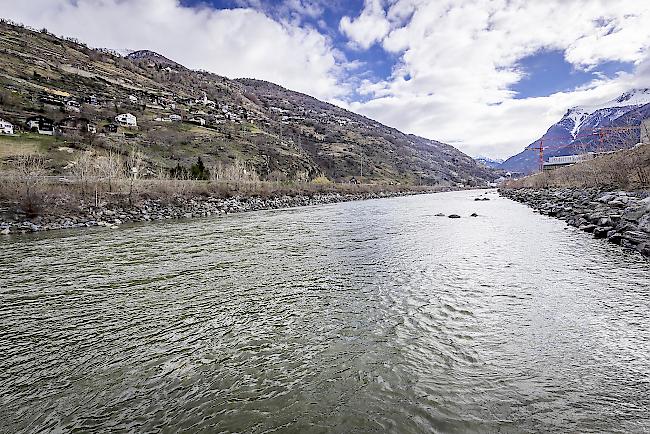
311;175;332;185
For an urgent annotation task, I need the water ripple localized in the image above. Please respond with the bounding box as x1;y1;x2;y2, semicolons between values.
1;190;649;433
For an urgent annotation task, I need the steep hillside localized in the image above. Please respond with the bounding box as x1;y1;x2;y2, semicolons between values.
501;89;650;174
0;21;495;186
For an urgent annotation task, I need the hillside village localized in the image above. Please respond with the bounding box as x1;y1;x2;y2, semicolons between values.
0;19;495;187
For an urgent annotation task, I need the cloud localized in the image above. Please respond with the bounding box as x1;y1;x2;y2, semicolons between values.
342;0;650;158
339;0;391;49
2;0;347;100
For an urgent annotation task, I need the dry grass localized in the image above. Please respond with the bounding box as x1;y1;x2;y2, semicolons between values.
0;155;439;216
0;136;45;158
506;143;650;190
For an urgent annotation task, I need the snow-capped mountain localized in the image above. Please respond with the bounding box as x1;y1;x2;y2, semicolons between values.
501;88;650;173
474;156;504;168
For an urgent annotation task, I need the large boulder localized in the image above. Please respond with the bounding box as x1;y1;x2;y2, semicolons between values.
638;213;650;234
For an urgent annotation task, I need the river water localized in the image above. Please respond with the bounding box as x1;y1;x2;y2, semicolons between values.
1;190;649;433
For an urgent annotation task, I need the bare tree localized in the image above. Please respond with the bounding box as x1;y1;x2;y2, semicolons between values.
71;151;96;200
127;148;144;206
97;150;124;193
14;155;45;215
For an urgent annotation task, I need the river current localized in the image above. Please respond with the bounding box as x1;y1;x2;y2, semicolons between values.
1;189;648;433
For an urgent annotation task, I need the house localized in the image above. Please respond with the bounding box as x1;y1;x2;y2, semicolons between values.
169;114;182;122
543;154;593;171
26;115;54;135
128;95;138;103
103;123;118;133
58;117;96;134
0;118;14;134
115;113;137;128
189;117;206;126
85;95;98;105
195;91;216;107
39;95;65;108
65;100;81;113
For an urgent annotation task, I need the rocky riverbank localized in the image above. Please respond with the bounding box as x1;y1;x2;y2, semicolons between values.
0;190;427;235
500;188;650;257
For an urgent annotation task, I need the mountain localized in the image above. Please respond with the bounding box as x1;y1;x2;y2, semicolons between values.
99;48;136;57
126;50;182;68
474;156;504;169
501;89;650;174
0;21;496;186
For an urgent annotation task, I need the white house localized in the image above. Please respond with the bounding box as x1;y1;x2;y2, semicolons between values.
196;91;215;107
169;114;182;122
115;113;137;128
128;95;138;103
0;118;14;134
189;117;206;126
66;100;81;113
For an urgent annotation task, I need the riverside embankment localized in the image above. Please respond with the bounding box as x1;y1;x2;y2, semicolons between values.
500;187;650;257
0;190;429;235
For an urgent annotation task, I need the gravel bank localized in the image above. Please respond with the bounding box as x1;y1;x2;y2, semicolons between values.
0;190;425;235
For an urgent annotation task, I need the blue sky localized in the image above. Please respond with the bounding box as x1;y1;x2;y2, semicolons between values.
5;0;650;158
512;50;635;99
183;1;639;102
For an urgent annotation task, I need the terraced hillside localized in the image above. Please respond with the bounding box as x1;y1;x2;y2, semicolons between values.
0;20;495;186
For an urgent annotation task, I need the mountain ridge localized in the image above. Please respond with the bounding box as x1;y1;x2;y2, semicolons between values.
0;21;496;186
501;88;650;173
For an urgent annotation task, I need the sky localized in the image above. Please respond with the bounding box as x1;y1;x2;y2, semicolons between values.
3;0;650;159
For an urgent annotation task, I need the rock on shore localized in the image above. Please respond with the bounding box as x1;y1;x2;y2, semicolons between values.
0;191;423;235
500;188;650;258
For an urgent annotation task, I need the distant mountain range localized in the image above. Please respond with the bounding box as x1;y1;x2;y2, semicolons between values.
474;156;504;169
501;88;650;173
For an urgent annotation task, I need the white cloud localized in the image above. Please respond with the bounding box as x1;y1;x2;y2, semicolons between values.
343;0;650;158
339;0;391;49
2;0;347;100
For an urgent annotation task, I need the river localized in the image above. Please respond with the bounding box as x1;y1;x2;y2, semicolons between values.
1;189;648;433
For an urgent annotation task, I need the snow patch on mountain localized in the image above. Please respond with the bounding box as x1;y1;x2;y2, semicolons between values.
474;156;504;168
500;88;650;174
565;107;589;138
583;88;650;112
562;88;650;138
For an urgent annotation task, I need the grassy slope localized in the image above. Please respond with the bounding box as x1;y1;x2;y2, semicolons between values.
0;21;495;186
